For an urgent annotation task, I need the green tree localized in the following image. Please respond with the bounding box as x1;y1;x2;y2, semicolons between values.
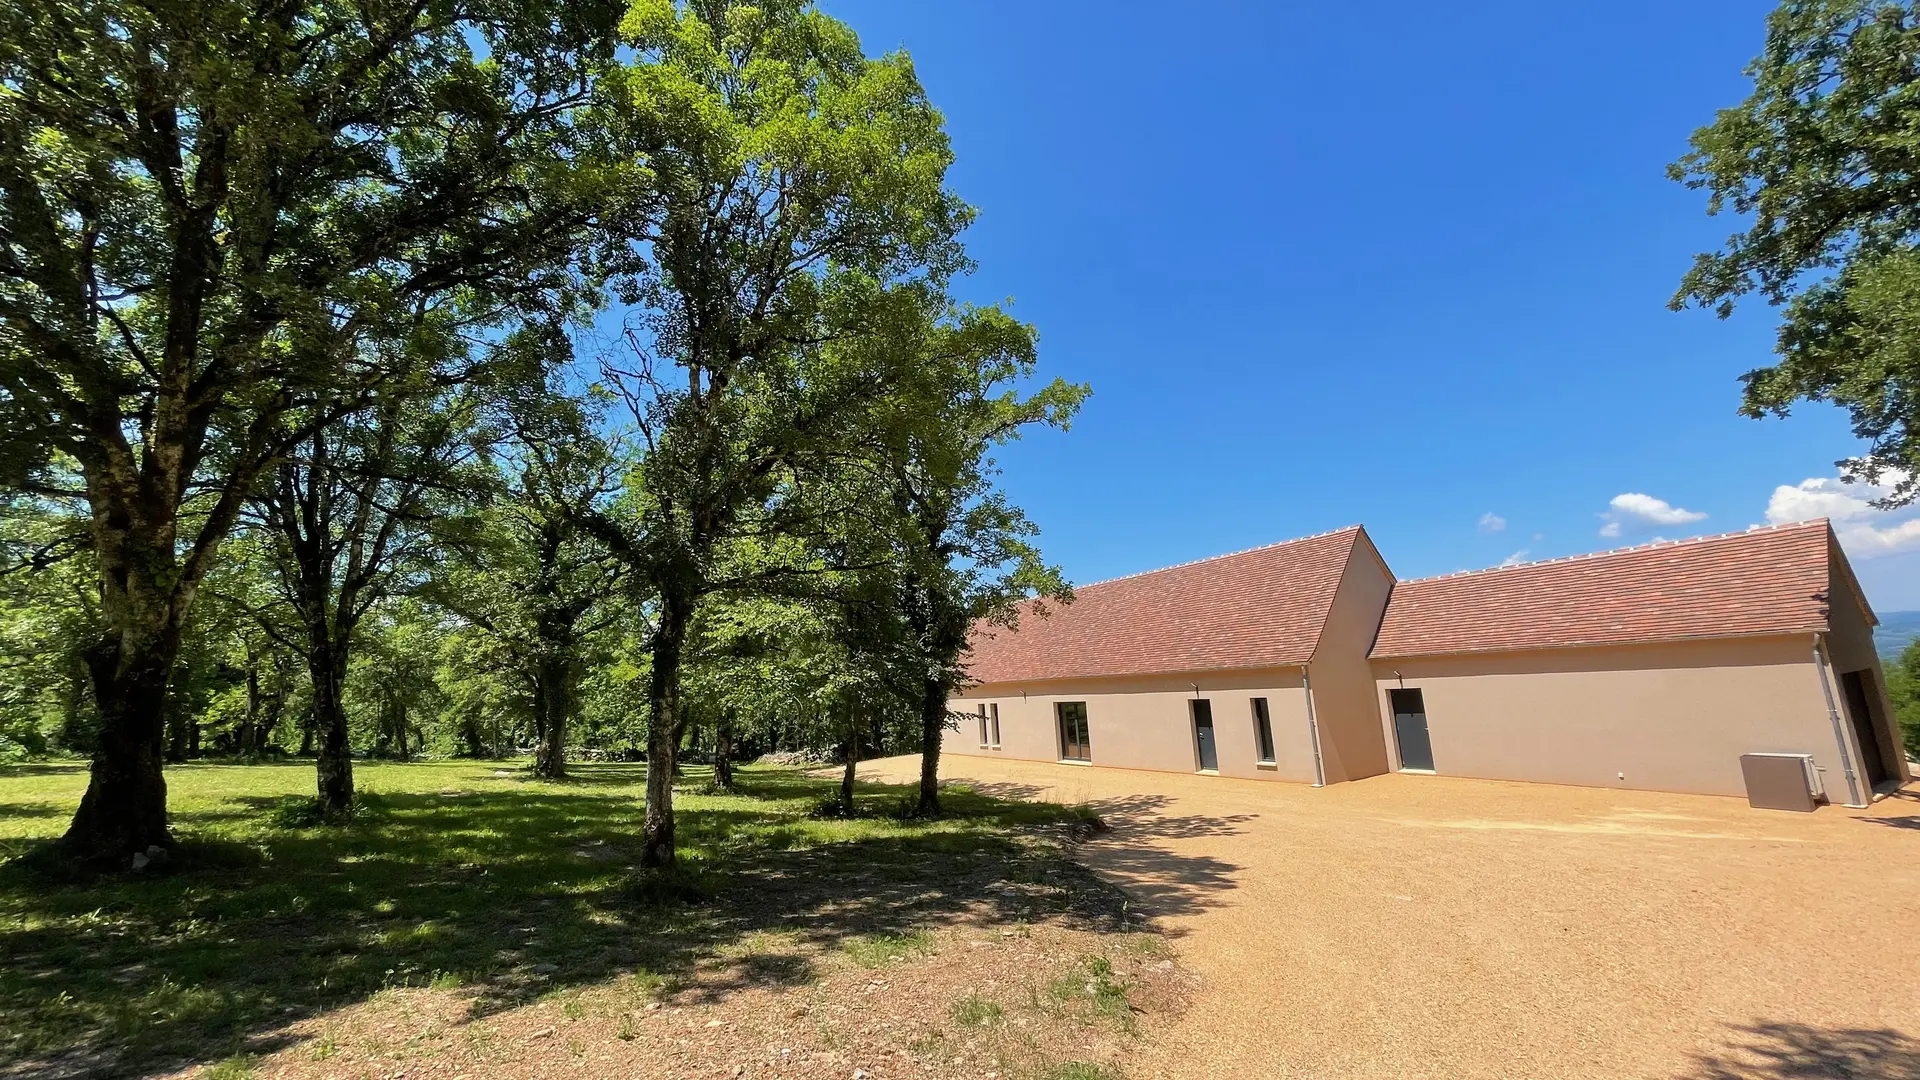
1673;0;1920;503
1889;638;1920;757
345;600;446;761
0;0;643;859
593;0;972;865
0;490;97;757
252;384;491;812
869;307;1084;815
427;387;628;779
197;535;307;755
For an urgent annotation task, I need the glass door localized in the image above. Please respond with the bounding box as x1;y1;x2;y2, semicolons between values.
1056;702;1090;761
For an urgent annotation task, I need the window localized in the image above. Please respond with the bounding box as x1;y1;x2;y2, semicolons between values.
977;704;989;748
989;703;1001;749
1252;697;1275;764
1056;702;1091;762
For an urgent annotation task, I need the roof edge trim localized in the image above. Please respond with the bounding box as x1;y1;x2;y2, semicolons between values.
1368;625;1830;662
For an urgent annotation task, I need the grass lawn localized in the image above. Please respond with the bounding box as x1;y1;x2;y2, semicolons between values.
0;760;1177;1080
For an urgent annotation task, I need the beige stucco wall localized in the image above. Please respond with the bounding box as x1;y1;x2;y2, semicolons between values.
953;667;1320;784
1369;635;1857;799
1306;535;1395;783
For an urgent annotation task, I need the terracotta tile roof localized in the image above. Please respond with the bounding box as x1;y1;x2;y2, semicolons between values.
963;527;1369;685
1369;520;1841;659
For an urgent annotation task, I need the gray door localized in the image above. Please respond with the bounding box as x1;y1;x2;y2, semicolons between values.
1191;699;1218;771
1389;688;1434;772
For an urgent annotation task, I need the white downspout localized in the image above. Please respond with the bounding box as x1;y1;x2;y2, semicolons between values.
1301;664;1326;788
1812;633;1866;808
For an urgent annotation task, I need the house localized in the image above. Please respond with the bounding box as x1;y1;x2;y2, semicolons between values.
955;526;1393;786
1367;520;1904;805
950;519;1908;806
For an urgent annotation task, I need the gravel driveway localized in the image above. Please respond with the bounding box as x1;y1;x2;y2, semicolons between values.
859;753;1920;1080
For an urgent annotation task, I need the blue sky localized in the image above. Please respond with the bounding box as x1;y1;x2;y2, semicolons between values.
814;0;1920;610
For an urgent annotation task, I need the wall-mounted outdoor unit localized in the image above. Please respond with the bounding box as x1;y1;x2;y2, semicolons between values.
1739;753;1823;812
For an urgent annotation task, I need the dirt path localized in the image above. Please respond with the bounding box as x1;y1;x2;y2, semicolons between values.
859;753;1920;1079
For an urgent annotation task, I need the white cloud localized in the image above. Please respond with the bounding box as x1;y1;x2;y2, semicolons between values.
1765;469;1920;558
1599;492;1707;538
1499;549;1530;567
1477;512;1506;534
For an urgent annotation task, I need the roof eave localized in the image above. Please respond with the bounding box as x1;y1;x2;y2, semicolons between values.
965;657;1318;689
1367;625;1830;662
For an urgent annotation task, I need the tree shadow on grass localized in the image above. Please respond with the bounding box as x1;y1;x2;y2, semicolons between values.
1685;1021;1920;1078
0;801;68;822
0;763;88;780
0;764;1192;1079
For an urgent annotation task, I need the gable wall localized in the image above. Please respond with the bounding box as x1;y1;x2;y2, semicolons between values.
1822;546;1910;787
1306;533;1395;783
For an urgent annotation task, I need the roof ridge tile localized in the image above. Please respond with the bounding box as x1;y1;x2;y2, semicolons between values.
1073;525;1363;590
1395;518;1832;585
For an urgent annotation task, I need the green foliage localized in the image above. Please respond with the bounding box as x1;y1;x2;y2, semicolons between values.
1673;0;1920;499
1041;1063;1122;1080
0;495;95;758
842;928;934;967
202;1056;257;1080
949;993;1003;1027
0;0;1080;859
1889;639;1920;757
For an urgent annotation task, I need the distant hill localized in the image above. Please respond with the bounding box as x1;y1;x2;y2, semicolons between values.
1877;610;1920;660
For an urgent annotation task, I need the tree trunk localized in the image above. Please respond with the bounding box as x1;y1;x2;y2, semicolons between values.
61;657;94;753
244;662;262;754
840;717;858;815
299;710;315;756
60;636;177;861
641;589;692;866
458;716;483;758
533;655;570;779
916;675;947;816
260;684;284;751
166;698;191;763
310;642;354;813
714;712;734;791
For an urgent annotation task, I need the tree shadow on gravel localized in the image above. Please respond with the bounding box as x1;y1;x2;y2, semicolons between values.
0;765;1148;1080
1685;1021;1920;1079
921;780;1250;925
1069;792;1248;924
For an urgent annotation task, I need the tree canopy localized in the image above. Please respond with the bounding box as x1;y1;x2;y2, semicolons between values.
1674;0;1920;504
0;0;1082;870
